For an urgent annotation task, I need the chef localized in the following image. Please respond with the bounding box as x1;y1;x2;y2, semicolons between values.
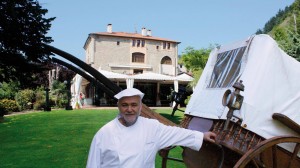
86;88;216;168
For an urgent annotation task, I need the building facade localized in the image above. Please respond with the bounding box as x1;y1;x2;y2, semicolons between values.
84;24;179;75
75;24;191;107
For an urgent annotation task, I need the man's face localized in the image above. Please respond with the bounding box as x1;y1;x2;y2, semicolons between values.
117;95;142;126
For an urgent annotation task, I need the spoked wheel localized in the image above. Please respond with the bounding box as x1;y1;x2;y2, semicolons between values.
234;136;300;168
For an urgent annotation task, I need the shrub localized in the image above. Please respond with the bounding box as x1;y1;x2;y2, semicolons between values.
33;100;45;110
33;88;46;110
56;93;68;108
0;99;19;114
50;80;68;108
15;89;35;111
0;81;20;100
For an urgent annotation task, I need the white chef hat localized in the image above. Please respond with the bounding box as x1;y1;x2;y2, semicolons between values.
114;88;144;100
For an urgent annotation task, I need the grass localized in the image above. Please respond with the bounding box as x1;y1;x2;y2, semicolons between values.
0;107;186;168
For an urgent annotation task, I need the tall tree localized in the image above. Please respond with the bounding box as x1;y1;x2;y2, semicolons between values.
0;0;55;87
179;45;217;88
274;28;300;61
179;46;211;72
269;0;300;61
256;0;300;61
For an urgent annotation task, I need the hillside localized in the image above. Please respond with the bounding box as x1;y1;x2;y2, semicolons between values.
257;0;300;61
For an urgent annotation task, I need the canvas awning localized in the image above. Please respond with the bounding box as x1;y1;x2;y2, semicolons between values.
130;72;174;81
175;73;194;81
94;69;192;91
98;69;128;79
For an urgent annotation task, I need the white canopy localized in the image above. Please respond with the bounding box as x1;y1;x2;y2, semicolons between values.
175;73;194;81
131;72;174;81
98;69;128;79
97;69;194;83
186;34;300;143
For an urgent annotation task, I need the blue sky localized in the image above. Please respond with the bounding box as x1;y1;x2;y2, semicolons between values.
39;0;295;61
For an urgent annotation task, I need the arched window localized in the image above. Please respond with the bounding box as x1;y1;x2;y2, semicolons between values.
161;56;172;65
132;52;145;63
161;56;173;75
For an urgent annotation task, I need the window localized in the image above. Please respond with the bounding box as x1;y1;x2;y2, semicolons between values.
161;56;172;75
161;56;172;65
207;46;247;88
162;42;171;50
132;39;145;47
156;46;159;50
142;40;145;47
163;42;166;49
117;41;120;45
137;40;141;47
133;69;143;74
132;52;145;63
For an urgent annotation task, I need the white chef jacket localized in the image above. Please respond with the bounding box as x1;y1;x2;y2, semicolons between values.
86;116;203;168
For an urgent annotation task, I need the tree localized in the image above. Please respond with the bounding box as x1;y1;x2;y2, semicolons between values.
179;46;211;72
0;81;20;99
270;2;300;62
257;6;291;34
0;0;55;86
179;45;218;87
50;80;67;108
255;0;300;61
275;29;300;61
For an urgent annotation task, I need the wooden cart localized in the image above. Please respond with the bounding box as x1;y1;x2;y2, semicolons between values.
159;112;300;168
156;32;300;167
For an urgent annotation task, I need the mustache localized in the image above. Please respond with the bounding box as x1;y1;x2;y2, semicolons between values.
124;112;135;115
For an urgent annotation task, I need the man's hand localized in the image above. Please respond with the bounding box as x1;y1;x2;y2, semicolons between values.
203;132;217;143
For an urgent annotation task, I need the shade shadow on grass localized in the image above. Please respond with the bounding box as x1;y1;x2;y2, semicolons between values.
151;108;185;125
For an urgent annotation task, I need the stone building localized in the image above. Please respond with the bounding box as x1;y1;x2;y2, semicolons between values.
74;24;192;107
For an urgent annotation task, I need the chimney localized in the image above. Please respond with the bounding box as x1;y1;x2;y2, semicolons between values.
141;27;147;36
147;29;152;36
107;24;112;33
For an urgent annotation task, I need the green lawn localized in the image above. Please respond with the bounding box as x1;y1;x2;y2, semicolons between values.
0;108;186;168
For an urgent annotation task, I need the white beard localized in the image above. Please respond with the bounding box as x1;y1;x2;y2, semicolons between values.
118;110;141;126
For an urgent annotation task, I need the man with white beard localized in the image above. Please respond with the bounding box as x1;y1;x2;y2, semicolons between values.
86;88;216;168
